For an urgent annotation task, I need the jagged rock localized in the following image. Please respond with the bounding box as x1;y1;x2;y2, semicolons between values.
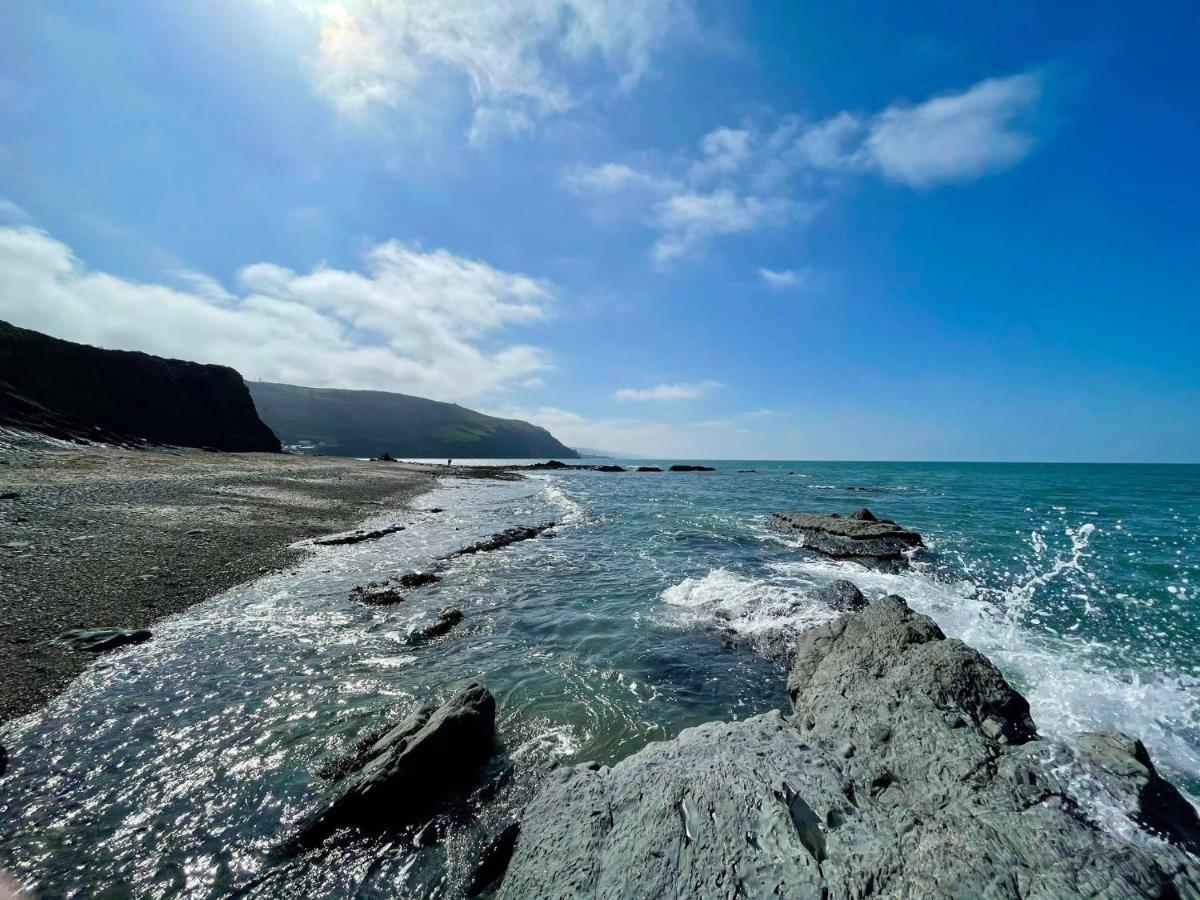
398;572;440;589
849;507;877;521
770;511;923;563
407;607;463;644
57;628;152;653
1074;732;1200;854
352;585;406;606
315;523;406;546
374;452;397;462
449;523;556;557
317;705;436;781
529;459;572;469
499;597;1200;899
596;464;626;472
296;684;496;848
811;579;867;612
669;464;716;472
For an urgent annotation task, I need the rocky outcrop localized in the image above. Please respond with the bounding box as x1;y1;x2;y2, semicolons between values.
636;466;663;472
407;607;464;644
314;523;405;546
297;684;496;848
499;598;1200;899
56;628;152;653
448;523;556;557
669;464;716;472
812;578;867;612
770;508;923;564
0;319;280;452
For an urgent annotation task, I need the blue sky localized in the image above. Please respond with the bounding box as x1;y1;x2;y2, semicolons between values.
1;1;1196;460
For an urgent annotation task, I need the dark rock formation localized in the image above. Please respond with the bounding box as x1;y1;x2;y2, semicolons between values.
448;523;556;557
770;509;923;563
669;464;716;472
56;628;152;653
0;319;280;452
408;607;463;644
297;684;496;847
398;572;440;588
351;585;406;606
247;381;578;460
314;523;406;546
635;466;663;472
374;452;397;462
812;578;867;612
528;460;573;469
595;464;626;473
0;744;7;778
499;598;1200;899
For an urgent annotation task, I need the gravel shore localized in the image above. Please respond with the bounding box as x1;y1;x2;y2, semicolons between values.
0;445;441;723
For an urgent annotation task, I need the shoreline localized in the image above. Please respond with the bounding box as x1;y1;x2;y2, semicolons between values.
0;446;456;723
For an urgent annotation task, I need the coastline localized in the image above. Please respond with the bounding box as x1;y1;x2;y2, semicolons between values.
0;445;445;723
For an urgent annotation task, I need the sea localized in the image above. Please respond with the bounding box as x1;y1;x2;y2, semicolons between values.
1;460;1197;897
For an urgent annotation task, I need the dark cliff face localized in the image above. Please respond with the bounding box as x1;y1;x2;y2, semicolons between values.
0;320;281;452
247;381;579;460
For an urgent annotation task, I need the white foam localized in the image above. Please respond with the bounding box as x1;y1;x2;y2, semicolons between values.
532;476;586;526
660;567;839;640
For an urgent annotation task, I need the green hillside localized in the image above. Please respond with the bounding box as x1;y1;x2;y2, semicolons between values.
247;381;579;460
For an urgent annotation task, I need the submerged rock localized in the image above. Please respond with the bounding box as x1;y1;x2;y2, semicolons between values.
352;586;406;606
407;607;463;644
57;628;152;653
297;684;496;848
315;523;406;546
669;464;716;472
398;572;440;588
635;466;662;472
448;523;556;557
770;509;923;564
466;820;522;896
499;597;1199;899
595;464;626;473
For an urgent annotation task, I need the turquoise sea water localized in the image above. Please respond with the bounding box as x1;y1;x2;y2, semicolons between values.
1;461;1197;897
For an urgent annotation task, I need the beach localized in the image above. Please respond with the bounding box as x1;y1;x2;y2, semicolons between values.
0;445;440;722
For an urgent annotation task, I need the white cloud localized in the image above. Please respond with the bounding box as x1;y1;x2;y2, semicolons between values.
292;0;693;140
614;379;721;401
0;225;553;399
565;71;1043;262
690;127;752;181
0;198;31;225
653;190;795;263
864;73;1041;187
561;163;677;196
758;266;812;289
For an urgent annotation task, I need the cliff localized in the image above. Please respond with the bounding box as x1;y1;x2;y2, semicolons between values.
0;320;280;452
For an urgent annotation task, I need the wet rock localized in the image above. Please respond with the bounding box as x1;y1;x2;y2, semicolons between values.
0;744;7;777
318;705;436;781
668;464;716;472
352;585;406;606
466;820;521;896
811;579;867;612
595;464;626;472
0;491;19;500
426;507;445;514
849;507;877;521
528;459;572;469
1074;732;1200;854
398;572;440;589
635;466;662;472
449;523;555;557
374;452;397;462
296;684;496;847
500;598;1199;899
56;627;152;653
737;469;757;473
408;607;463;644
315;523;406;546
770;510;923;564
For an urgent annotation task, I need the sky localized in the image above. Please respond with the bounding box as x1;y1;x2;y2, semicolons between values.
0;1;1197;461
